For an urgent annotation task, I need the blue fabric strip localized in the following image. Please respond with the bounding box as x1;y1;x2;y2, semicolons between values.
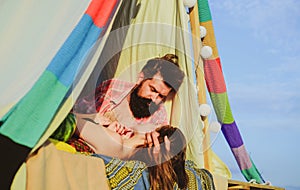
46;14;102;87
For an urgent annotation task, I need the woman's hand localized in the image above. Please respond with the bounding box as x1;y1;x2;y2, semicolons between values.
145;131;170;164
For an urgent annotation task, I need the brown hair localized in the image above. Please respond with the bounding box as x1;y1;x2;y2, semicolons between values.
132;125;188;189
141;54;185;93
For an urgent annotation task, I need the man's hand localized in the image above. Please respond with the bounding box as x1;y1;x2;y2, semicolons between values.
95;114;112;127
107;121;134;138
145;131;170;164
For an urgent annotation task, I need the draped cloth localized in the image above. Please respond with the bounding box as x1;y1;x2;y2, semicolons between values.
26;141;110;190
23;141;216;190
1;0;122;188
0;0;121;149
105;0;205;168
94;154;216;190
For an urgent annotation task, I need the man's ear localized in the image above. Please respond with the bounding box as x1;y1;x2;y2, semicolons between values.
137;72;144;84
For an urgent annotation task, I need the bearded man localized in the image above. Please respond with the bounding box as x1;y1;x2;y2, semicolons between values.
67;54;184;153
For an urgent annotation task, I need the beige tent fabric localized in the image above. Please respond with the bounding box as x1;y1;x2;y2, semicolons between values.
11;164;27;190
26;141;110;190
211;149;232;179
113;0;204;168
212;173;228;190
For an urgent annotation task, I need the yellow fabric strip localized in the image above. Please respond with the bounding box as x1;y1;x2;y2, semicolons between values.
201;20;219;59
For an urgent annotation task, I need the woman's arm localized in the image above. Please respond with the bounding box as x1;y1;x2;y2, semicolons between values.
75;113;123;156
75;113;145;159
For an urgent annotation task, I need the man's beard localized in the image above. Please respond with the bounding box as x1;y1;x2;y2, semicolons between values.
129;84;160;119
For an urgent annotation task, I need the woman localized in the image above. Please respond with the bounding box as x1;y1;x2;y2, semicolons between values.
132;125;189;190
75;113;189;190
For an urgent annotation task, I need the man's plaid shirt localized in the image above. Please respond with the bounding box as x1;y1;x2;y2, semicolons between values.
74;79;168;125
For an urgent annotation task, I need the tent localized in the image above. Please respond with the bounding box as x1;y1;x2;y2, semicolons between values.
0;0;270;189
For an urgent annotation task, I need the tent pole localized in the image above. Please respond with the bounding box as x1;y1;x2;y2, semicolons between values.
189;4;212;171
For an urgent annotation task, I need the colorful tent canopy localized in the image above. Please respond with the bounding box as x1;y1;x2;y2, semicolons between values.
0;0;264;188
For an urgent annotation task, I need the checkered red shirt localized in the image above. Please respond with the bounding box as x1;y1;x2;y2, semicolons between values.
75;79;168;125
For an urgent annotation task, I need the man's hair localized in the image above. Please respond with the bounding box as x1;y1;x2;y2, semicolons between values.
141;54;185;92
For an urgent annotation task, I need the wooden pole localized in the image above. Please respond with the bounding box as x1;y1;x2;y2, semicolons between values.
189;4;212;171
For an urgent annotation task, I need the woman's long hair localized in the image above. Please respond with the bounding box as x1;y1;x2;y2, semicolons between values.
132;125;188;190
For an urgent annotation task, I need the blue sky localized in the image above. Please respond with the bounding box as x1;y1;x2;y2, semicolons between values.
207;0;300;189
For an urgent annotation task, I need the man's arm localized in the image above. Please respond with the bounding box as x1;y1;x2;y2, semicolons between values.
74;113;111;126
73;79;112;114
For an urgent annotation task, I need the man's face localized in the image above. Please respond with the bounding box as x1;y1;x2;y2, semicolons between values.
129;74;172;119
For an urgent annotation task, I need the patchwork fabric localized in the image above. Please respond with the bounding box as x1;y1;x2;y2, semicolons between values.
94;154;147;190
185;160;215;190
94;154;215;190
